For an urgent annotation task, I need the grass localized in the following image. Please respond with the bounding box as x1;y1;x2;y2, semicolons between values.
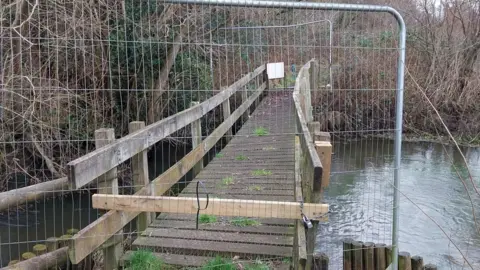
215;153;224;158
251;169;272;176
201;256;236;270
128;250;168;270
248;185;263;191
236;154;248;161
245;260;270;270
199;214;217;224
221;176;234;186
230;217;261;227
253;127;269;136
201;256;271;270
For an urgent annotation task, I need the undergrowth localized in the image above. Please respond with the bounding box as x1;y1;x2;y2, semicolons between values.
128;250;168;270
252;169;272;176
230;217;261;227
253;127;269;136
199;214;217;224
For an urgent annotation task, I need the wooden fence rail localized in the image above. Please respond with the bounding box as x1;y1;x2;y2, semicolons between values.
67;64;268;266
292;58;332;270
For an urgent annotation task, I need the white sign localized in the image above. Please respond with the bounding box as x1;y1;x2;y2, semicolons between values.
267;62;285;79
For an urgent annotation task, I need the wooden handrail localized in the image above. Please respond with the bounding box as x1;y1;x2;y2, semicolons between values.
0;177;68;212
67;64;266;189
293;59;323;194
67;66;267;264
292;59;326;270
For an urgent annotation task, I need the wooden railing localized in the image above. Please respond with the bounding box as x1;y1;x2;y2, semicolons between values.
292;59;332;270
65;64;268;267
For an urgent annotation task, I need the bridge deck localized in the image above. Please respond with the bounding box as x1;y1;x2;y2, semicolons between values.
124;90;297;268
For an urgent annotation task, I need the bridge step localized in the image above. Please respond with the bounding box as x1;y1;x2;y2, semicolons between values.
140;228;293;246
131;236;293;257
155;213;294;226
149;219;294;235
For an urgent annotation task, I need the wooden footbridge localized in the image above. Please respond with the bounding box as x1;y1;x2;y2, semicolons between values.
2;60;332;270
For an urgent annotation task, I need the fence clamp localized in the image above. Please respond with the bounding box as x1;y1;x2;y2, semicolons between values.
300;200;313;229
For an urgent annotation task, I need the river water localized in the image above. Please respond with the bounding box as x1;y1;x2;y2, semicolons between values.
1;139;479;268
0;142;189;267
317;138;480;269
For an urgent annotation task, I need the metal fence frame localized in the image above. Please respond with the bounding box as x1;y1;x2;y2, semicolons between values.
163;0;407;269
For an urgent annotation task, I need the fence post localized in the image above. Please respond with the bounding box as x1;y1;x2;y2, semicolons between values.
343;239;353;270
190;102;203;176
302;64;313;123
129;121;153;231
222;99;232;142
386;245;393;266
374;243;386;270
94;128;123;270
264;63;269;91
241;85;248;122
399;252;411;270
363;242;375;270
411;256;424;270
309;60;319;104
352;240;363;270
313;252;329;270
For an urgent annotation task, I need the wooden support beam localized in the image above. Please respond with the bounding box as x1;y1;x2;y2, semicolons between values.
293;94;322;192
222;99;232;142
294;136;307;270
315;141;332;189
241;86;248;121
94;129;122;270
129;121;153;231
67;65;265;189
92;194;329;220
67;81;267;265
190;101;203;176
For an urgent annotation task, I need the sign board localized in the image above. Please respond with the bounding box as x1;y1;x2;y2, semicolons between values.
267;62;285;79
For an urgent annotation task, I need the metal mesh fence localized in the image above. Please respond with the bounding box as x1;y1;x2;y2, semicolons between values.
0;0;478;269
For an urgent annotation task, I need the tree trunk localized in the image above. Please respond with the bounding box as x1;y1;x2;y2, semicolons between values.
147;31;184;124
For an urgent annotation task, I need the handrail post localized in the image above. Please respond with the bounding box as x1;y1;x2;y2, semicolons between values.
94;128;123;270
129;121;154;231
309;60;319;106
190;101;204;176
222;99;232;142
241;85;248;122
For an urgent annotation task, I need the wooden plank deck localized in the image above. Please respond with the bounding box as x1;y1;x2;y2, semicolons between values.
125;90;297;268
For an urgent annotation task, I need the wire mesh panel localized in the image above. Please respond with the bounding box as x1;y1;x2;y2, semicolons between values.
0;0;416;269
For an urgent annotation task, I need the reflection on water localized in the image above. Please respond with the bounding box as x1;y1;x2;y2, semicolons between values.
0;193;97;266
317;138;480;269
